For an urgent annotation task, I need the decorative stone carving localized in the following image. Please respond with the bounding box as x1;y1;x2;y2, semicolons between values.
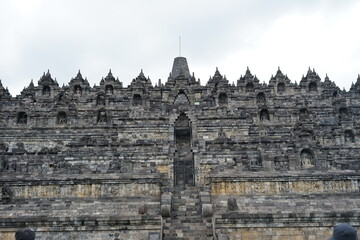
227;196;238;211
218;93;228;105
309;82;317;92
0;158;9;172
133;94;142;106
105;85;114;95
42;85;51;96
138;204;147;215
96;94;105;106
277;82;285;93
260;109;270;121
174;92;190;105
57;111;67;124
97;110;107;123
301;149;315;168
17;112;28;124
274;155;289;171
339;107;348;119
246;82;254;92
299;108;309;121
345;130;355;143
1;184;13;202
12;142;27;154
0;56;359;239
217;129;227;139
74;85;82;95
256;92;266;104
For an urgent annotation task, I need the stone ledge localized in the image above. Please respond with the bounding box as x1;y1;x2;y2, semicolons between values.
0;173;163;183
209;170;360;182
0;215;162;231
216;211;360;228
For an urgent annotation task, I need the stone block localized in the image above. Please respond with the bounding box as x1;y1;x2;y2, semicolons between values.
202;203;213;217
161;204;171;217
148;232;160;240
217;233;229;240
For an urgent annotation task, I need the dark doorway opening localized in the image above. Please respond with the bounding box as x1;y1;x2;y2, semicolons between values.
174;113;194;186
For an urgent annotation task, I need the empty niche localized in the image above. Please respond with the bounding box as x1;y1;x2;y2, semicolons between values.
42;85;51;96
259;109;270;121
56;111;67;124
218;92;228;105
300;149;315;168
133;94;142;106
309;82;317;92
97;110;107;123
344;130;355;143
17;112;28;124
299;108;309;121
246;82;254;92
105;85;114;95
277;82;285;93
256;92;266;104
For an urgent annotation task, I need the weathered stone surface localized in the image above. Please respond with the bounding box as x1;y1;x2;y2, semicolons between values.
139;204;148;215
217;233;229;240
0;57;360;239
202;203;213;217
227;197;238;211
148;232;160;240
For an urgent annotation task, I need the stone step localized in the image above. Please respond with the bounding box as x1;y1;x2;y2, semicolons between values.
173;195;200;200
172;203;199;208
172;206;200;212
164;186;214;239
164;218;207;225
173;192;199;197
164;228;213;240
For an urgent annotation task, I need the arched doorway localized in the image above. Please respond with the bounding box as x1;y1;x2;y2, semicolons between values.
174;113;194;186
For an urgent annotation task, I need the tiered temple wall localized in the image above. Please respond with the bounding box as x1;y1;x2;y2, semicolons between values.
0;57;360;239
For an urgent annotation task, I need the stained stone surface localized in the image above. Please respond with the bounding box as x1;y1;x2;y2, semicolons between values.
0;58;360;239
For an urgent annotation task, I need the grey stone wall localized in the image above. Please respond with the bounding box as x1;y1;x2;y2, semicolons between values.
1;59;360;239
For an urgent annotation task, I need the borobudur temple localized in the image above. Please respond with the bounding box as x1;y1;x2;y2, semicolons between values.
0;56;360;240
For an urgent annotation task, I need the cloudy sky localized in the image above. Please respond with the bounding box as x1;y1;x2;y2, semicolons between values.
0;0;359;96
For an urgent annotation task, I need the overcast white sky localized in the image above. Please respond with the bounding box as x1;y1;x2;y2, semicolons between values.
0;0;359;96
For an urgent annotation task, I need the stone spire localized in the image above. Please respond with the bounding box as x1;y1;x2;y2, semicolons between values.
275;67;284;78
105;69;115;81
171;57;191;79
76;70;83;80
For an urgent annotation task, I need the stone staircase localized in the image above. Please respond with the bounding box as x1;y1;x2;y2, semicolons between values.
163;186;213;240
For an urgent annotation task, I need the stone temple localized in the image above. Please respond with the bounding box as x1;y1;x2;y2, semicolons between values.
0;56;360;240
